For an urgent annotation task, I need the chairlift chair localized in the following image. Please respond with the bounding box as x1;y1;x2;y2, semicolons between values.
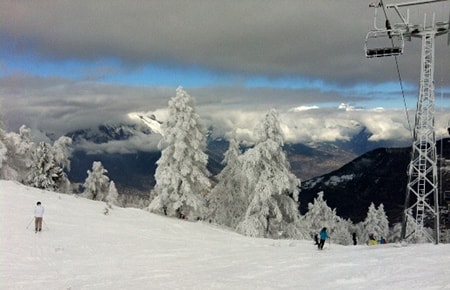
365;29;405;58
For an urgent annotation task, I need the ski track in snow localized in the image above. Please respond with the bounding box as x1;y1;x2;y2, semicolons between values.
1;180;450;290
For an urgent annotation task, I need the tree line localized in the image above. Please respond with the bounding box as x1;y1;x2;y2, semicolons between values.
1;88;428;244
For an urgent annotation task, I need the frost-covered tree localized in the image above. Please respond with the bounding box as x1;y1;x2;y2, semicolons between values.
332;218;353;245
106;180;119;207
236;109;304;239
0;125;72;188
2;125;35;181
0;127;7;178
389;220;426;244
375;203;389;239
388;211;430;244
83;161;110;201
27;141;69;192
0;111;7;176
302;191;351;245
361;203;378;243
148;87;211;219
303;192;336;235
207;132;246;227
360;203;390;243
53;136;72;171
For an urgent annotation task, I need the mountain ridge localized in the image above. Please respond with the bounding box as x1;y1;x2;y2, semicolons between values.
64;122;450;226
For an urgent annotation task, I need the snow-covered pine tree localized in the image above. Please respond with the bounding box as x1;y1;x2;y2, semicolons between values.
303;192;335;235
361;203;378;243
0;112;5;168
302;191;351;244
361;202;389;244
236;109;304;239
148;87;211;220
83;161;110;201
389;211;431;243
27;141;68;191
106;180;119;207
50;136;72;193
207;132;246;227
331;218;353;245
375;203;389;240
2;125;34;181
52;136;72;172
0;126;7;178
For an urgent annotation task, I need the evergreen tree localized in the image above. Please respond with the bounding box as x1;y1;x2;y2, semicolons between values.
0;113;6;173
0;128;7;178
361;203;378;243
148;87;211;219
389;211;430;244
83;161;110;201
53;136;72;171
303;191;352;244
236;109;303;239
106;180;119;207
361;203;389;243
331;218;353;245
375;203;389;240
27;141;68;191
388;222;403;243
207;132;245;227
2;125;34;181
303;192;336;235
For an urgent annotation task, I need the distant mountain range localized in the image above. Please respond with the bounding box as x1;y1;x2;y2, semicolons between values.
300;138;450;225
64;119;450;226
67;121;370;192
65;120;386;193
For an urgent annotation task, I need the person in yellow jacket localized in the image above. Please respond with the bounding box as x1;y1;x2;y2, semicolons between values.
368;233;378;245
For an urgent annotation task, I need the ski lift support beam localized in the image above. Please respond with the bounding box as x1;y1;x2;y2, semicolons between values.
386;0;449;26
366;0;449;244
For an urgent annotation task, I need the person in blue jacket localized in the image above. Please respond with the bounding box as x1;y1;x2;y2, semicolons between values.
318;227;328;250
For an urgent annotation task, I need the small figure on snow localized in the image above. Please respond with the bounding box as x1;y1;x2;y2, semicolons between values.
318;227;328;250
379;236;386;244
34;201;44;233
352;232;357;245
314;234;319;246
368;233;377;246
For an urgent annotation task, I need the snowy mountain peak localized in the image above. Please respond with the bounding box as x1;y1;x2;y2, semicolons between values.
127;112;163;135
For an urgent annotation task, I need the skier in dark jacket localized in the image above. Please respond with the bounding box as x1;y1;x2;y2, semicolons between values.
352;232;357;245
314;234;319;246
318;227;328;250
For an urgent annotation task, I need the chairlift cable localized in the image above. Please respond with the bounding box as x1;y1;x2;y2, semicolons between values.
394;56;414;141
379;0;414;141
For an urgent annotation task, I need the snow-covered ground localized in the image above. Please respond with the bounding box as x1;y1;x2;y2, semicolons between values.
1;180;449;290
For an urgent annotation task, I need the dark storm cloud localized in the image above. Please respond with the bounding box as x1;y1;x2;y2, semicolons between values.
2;0;449;85
1;0;449;154
0;75;173;134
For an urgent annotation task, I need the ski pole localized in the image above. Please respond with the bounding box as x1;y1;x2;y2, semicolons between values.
43;220;49;230
26;217;34;229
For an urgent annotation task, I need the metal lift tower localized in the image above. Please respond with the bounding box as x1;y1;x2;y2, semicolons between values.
365;0;449;243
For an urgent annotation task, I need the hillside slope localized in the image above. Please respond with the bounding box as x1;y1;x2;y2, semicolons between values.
1;180;450;290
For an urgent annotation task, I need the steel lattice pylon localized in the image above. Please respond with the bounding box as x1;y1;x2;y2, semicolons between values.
402;31;439;243
365;0;449;244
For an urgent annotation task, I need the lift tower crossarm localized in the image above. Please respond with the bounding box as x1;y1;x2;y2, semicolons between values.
386;0;449;26
386;0;447;8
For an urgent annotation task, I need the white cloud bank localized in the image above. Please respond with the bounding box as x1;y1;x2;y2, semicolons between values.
1;79;448;154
